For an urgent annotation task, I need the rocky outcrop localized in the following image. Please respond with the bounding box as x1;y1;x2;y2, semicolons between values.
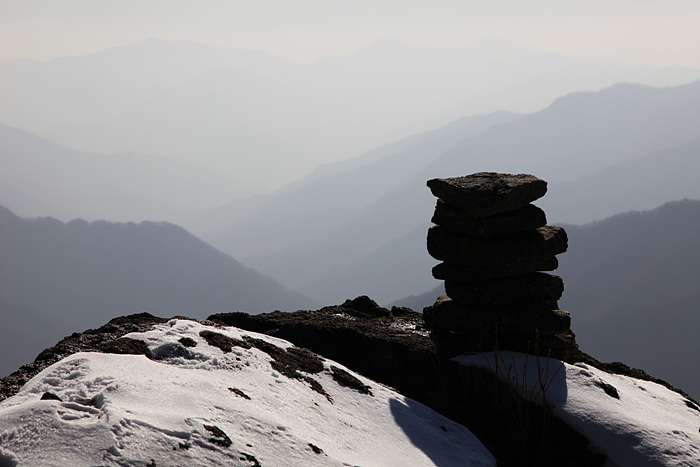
0;313;168;401
3;304;695;466
208;297;439;410
208;299;606;466
424;173;578;359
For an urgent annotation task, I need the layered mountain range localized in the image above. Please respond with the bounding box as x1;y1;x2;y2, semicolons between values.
2;75;699;400
2;38;699;188
0;123;249;223
202;80;700;307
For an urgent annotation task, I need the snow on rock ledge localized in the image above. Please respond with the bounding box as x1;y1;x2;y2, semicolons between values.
0;319;496;467
455;351;700;467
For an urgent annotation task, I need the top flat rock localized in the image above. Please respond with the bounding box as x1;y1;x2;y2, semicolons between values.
427;173;547;217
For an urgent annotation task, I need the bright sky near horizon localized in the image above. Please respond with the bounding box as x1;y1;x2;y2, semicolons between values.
1;0;699;67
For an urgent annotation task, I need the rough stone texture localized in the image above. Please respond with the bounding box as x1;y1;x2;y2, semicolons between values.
330;365;373;396
209;297;433;408
199;329;251;352
339;295;392;318
444;273;564;307
432;201;547;237
427;173;547;217
428;225;567;278
204;424;233;448
434;328;579;361
432;257;559;282
424;295;571;337
425;172;576;361
98;336;153;356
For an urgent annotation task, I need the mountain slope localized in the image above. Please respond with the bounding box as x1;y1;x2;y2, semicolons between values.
0;207;316;377
0;122;247;222
39;66;387;185
298;222;435;305
0;181;78;221
540;139;700;224
197;111;521;259
310;138;700;306
557;200;700;399
425;80;700;182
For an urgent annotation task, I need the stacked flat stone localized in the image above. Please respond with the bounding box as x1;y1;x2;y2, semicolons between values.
424;172;578;360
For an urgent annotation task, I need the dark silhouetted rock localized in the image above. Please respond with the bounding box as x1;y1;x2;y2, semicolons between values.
432;201;547;237
425;172;576;360
40;392;62;401
199;330;251;352
432;257;559;282
426;173;547;217
424;295;571;337
98;337;152;356
209;302;434;409
434;327;579;361
444;273;564;307
204;424;232;448
341;295;391;318
427;225;567;277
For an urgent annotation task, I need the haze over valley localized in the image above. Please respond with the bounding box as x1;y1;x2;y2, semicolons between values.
2;36;699;195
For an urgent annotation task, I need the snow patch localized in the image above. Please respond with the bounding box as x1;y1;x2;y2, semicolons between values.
0;319;495;466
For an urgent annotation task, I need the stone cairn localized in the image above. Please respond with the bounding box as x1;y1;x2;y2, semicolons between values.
424;172;578;360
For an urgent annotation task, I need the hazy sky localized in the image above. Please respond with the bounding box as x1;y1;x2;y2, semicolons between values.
1;0;699;67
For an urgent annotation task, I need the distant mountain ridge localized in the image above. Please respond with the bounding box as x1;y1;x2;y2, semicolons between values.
0;122;251;222
194;111;521;258
424;80;700;182
314;137;700;306
541;139;700;224
0;207;317;378
226;81;700;304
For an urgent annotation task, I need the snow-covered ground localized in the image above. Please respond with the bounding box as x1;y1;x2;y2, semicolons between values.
456;351;700;467
0;319;495;467
3;318;698;467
